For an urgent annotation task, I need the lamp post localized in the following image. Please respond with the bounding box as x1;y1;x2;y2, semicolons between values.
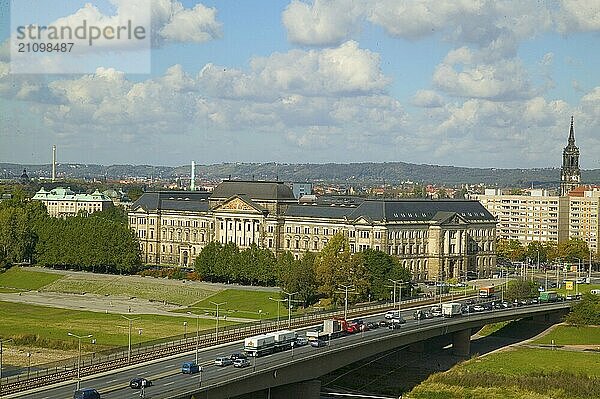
121;315;139;364
337;285;355;321
282;291;298;328
26;353;31;379
67;332;93;390
269;297;286;328
210;301;226;341
187;312;200;364
1;338;14;396
183;321;188;339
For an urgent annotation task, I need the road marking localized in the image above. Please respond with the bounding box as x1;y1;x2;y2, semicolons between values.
164;381;176;386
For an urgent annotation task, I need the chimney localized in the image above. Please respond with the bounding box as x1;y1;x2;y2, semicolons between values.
52;145;56;182
190;161;195;191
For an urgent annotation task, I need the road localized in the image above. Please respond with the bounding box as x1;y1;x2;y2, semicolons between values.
7;299;572;399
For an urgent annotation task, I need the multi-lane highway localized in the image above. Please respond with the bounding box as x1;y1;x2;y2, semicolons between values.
8;298;573;399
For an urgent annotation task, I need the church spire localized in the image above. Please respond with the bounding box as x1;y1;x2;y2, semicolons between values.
568;115;575;145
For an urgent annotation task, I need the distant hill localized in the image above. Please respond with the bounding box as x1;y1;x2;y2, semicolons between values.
2;162;599;187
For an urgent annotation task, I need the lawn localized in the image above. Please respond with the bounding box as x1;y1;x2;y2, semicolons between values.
408;349;600;399
533;325;600;345
183;289;288;320
0;267;63;291
0;300;236;350
41;273;220;306
463;348;600;376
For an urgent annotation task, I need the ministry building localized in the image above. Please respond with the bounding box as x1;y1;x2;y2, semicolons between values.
129;180;497;281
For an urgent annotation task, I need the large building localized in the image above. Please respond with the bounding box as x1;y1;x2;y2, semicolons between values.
128;180;497;281
473;118;599;255
32;187;113;217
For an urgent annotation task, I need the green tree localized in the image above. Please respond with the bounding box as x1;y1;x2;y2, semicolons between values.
503;278;539;301
315;233;352;299
194;241;222;281
278;252;319;307
496;239;526;261
558;238;590;263
565;293;600;326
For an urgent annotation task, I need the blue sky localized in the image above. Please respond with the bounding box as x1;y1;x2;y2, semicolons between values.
1;0;599;169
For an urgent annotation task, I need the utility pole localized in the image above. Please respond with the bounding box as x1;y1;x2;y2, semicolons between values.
282;291;298;328
269;297;286;328
67;332;93;390
121;315;139;364
210;301;227;341
0;338;14;396
336;284;355;320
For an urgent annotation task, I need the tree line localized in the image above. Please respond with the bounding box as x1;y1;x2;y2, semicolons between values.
194;233;411;307
0;191;141;272
496;238;594;265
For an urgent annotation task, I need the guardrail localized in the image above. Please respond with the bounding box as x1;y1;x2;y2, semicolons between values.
0;292;473;395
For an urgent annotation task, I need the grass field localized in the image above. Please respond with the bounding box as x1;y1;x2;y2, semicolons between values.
41;274;220;306
476;321;512;337
0;300;236;351
183;289;287;320
533;325;600;345
407;349;600;399
0;268;63;291
463;348;600;376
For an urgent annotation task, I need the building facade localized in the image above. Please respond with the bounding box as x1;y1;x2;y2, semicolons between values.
568;186;600;255
473;189;569;245
128;180;497;281
32;187;113;217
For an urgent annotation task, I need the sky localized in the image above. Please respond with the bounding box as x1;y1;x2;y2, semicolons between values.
1;0;599;169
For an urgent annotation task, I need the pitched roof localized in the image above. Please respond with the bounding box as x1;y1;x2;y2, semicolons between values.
285;199;495;223
131;191;210;212
210;180;295;201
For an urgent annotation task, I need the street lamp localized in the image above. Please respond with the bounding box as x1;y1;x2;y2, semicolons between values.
26;353;31;379
1;338;14;395
210;301;226;341
183;321;188;339
67;332;93;390
282;291;298;328
121;315;139;364
269;297;286;328
336;285;355;321
186;312;200;364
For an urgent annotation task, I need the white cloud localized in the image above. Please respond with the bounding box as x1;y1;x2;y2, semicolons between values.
411;90;444;108
198;41;391;99
433;59;535;101
556;0;600;33
158;2;222;43
282;0;364;46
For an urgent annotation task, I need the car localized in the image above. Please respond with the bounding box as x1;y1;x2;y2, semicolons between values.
230;352;247;360
233;358;251;368
473;305;485;312
129;377;152;390
378;320;388;327
388;322;402;330
181;361;200;374
73;388;101;399
465;299;475;305
310;339;327;347
430;307;442;317
366;321;378;329
215;356;234;366
391;317;406;324
295;337;309;346
385;311;400;319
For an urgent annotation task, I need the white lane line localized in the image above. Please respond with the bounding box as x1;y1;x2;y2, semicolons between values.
164;381;176;386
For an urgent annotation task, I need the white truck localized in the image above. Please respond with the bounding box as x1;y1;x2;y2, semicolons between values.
271;330;297;351
442;302;462;318
306;319;345;341
244;334;275;357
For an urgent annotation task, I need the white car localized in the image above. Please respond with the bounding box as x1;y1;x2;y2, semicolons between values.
385;311;400;319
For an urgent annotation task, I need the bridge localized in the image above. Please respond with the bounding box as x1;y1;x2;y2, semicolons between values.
7;300;572;399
